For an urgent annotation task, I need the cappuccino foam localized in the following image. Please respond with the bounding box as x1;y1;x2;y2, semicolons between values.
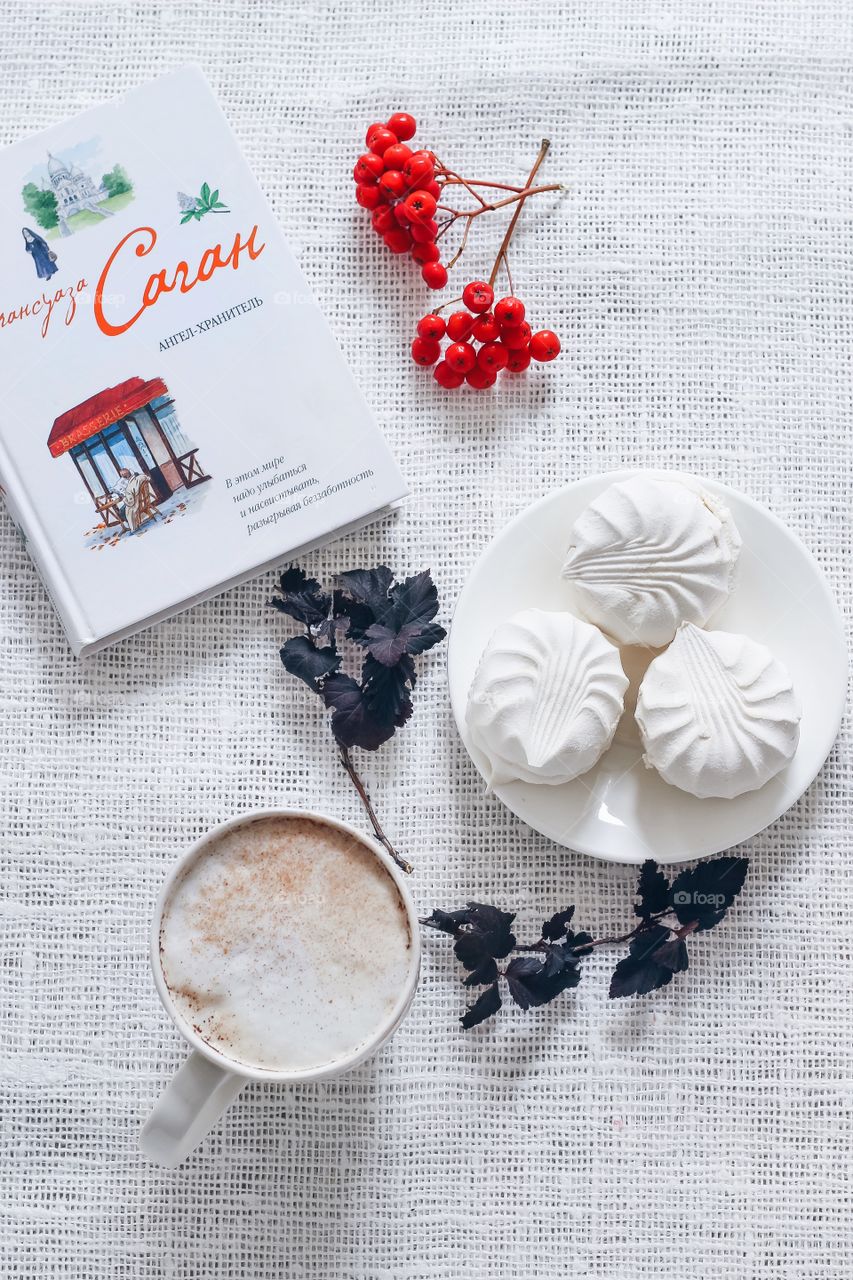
159;815;413;1072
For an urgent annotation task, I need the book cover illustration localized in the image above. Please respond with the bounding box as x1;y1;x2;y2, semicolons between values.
47;376;211;551
22;140;134;242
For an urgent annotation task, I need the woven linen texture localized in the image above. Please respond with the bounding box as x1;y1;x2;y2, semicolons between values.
1;1;851;1277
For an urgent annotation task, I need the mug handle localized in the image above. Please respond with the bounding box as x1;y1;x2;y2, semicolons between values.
140;1050;246;1168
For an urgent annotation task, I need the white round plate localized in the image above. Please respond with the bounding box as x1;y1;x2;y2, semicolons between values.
448;470;847;864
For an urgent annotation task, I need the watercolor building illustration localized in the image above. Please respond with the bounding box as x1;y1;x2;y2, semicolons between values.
47;377;211;540
22;140;134;238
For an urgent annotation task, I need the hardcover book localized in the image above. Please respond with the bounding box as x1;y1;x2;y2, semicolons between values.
0;66;406;656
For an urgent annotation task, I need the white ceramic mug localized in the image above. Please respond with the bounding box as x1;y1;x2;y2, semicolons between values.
140;808;421;1168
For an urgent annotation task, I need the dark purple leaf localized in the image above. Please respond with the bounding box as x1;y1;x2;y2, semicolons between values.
542;906;575;941
363;620;447;667
609;925;676;999
331;589;374;640
279;636;340;689
421;908;473;935
568;930;594;953
634;860;670;920
651;937;690;974
362;623;410;667
454;929;495;973
320;674;396;750
269;565;331;629
505;953;582;1010
669;856;749;931
361;654;415;727
463;903;516;940
336;566;394;614
401;620;446;655
386;569;440;629
461;982;502;1029
542;943;572;977
462;903;516;958
462;957;499;987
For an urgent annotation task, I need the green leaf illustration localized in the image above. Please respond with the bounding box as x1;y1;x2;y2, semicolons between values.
180;182;229;223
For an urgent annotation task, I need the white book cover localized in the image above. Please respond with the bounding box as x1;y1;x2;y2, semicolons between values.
0;65;406;656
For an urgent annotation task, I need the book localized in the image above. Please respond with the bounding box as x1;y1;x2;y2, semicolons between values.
0;65;406;656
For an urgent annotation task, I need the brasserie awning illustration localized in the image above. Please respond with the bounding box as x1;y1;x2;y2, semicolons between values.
47;376;210;535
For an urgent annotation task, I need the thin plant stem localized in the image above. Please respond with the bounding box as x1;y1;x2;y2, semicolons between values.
446;214;474;270
438;182;559;219
433;156;490;208
339;745;413;875
429;177;559;295
439;177;528;193
513;914;699;957
488;138;552;290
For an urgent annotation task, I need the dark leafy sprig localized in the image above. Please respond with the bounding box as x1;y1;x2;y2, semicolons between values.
270;564;446;873
423;855;749;1027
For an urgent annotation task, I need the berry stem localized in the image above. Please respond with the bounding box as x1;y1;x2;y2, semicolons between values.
488;138;551;290
434;179;560;274
433;156;490;209
437;183;559;219
445;213;474;269
430;294;465;315
439;177;529;194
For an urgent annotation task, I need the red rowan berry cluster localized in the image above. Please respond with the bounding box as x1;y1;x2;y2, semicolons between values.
354;113;563;388
414;283;560;389
354;112;448;290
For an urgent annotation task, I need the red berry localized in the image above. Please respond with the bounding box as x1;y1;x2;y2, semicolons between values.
434;361;465;389
379;169;406;199
446;341;476;373
383;142;413;171
466;367;496;389
384;227;412;253
368;126;397;156
462;281;494;314
426;179;441;199
417;313;446;341
387;112;417;142
406;148;434;167
410;217;438;243
372;205;396;233
412;241;441;263
411;336;441;366
500;321;532;350
356;184;382;210
505;347;531;373
393;202;411;225
353;153;384;185
403;156;435;188
494;296;525;327
477;341;509;373
446;311;475;341
422;262;448;289
405;189;437;220
472;312;500;343
529;329;561;362
365;122;385;147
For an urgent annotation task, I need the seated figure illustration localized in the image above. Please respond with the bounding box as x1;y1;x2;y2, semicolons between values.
110;467;153;532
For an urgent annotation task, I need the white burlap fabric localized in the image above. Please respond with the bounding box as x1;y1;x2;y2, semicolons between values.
1;2;851;1276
